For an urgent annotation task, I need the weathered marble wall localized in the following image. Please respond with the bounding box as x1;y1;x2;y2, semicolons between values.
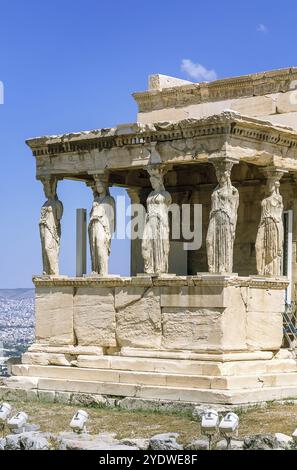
136;69;297;131
33;277;287;354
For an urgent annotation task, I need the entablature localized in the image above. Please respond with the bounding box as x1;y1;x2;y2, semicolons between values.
26;111;297;182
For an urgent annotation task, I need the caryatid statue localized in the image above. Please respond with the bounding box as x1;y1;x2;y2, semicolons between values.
255;170;285;276
88;174;115;276
39;176;63;276
206;158;239;274
142;165;172;275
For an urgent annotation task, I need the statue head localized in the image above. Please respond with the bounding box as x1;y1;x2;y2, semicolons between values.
267;177;280;195
93;174;109;197
214;161;233;188
263;168;285;196
216;169;231;188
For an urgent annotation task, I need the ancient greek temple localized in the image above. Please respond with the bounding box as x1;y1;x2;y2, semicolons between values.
5;67;297;405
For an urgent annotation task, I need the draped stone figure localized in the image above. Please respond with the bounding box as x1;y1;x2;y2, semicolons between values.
39;177;63;276
255;176;284;276
206;160;239;274
88;175;115;276
142;166;171;275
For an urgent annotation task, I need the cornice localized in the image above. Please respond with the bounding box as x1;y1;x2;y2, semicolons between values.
26;112;297;160
32;274;289;290
133;67;297;112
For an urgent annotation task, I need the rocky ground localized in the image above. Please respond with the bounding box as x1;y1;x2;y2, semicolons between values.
0;429;296;451
0;400;297;450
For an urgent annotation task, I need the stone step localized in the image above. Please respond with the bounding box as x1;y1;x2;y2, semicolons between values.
12;364;212;389
11;364;297;391
119;348;274;362
73;355;297;376
24;353;216;376
6;375;297;404
23;352;297;376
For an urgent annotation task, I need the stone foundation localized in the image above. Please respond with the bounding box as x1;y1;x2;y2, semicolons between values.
31;274;287;353
5;274;297;405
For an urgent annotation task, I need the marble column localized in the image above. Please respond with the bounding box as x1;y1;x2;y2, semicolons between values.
39;176;63;276
142;165;172;275
127;187;144;276
206;157;239;274
88;173;115;276
255;168;286;277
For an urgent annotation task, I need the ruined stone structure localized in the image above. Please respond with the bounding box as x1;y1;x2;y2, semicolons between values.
5;67;297;405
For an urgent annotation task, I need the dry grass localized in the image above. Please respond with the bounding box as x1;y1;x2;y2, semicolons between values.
4;401;297;445
236;402;297;437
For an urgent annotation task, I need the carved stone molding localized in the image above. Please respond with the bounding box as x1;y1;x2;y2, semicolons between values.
133;67;297;112
27;112;297;161
32;274;289;290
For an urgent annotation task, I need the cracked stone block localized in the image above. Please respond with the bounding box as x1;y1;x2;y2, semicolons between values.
74;288;116;347
161;307;223;350
35;287;74;346
247;310;283;351
115;287;161;348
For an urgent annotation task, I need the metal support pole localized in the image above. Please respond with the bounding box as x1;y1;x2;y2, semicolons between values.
76;208;87;277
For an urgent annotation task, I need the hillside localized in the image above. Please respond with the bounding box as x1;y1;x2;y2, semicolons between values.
0;288;34;300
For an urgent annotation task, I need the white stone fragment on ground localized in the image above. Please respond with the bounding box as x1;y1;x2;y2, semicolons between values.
215;439;244;450
274;433;293;449
19;432;49;450
5;434;21;450
4;432;50;450
71;393;107;407
149;432;183;450
243;434;289;450
120;438;150;450
185;439;209;450
1;428;296;451
57;431;120;450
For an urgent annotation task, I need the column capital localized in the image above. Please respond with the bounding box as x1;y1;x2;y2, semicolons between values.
145;163;172;177
87;172;111;196
90;170;110;181
208;155;239;165
87;170;110;188
87;169;109;176
126;187;141;204
38;175;61;199
260;166;288;182
38;174;60;186
208;155;239;180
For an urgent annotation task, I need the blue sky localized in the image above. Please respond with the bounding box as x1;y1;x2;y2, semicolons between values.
0;0;296;287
